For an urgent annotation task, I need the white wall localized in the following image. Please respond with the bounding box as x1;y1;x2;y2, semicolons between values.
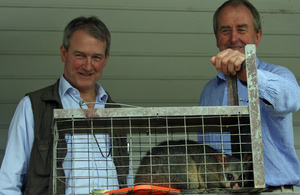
0;0;300;188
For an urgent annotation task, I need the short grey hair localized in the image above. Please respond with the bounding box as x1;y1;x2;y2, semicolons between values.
213;0;262;35
62;16;111;57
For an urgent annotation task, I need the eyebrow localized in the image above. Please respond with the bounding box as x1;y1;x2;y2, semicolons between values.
73;50;104;57
219;24;249;31
237;24;249;29
73;50;84;54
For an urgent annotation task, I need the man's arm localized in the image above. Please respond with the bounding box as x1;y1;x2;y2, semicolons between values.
0;96;34;194
257;65;300;116
211;48;300;115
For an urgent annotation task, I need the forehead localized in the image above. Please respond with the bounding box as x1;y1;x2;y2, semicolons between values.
69;30;107;52
218;5;254;28
69;30;101;43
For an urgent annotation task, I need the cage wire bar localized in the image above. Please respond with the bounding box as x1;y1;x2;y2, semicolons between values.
52;44;265;194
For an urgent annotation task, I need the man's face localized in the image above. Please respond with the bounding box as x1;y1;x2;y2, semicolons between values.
60;29;109;94
216;5;262;53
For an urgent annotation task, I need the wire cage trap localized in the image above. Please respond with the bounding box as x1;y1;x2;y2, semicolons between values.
52;45;265;194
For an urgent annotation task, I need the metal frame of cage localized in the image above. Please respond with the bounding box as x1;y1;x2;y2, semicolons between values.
52;44;265;194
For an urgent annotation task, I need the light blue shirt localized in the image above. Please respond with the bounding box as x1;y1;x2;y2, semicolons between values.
200;58;300;187
0;76;133;194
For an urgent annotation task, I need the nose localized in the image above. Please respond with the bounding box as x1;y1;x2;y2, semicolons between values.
230;30;239;43
83;57;93;71
231;182;241;189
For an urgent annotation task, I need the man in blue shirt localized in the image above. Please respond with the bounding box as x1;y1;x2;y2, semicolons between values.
200;0;300;192
0;17;132;194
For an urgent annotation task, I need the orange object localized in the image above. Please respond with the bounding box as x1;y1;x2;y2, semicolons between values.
105;185;180;195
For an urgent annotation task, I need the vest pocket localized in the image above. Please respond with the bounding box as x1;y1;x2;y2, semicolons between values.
34;139;51;176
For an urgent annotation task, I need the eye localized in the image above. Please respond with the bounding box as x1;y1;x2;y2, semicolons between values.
219;26;232;35
221;29;231;34
227;173;234;181
93;55;103;61
238;28;247;33
74;52;85;59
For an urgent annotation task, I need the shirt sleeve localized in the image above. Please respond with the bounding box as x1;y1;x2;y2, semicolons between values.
0;96;34;195
257;66;300;116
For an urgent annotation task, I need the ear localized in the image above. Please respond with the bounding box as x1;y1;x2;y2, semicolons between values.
103;53;110;67
60;45;67;63
254;29;262;46
215;34;221;50
216;154;229;167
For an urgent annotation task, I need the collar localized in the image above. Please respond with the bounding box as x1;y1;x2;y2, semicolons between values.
59;75;108;103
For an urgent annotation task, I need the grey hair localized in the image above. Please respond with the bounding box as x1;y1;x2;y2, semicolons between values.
213;0;262;34
62;16;111;57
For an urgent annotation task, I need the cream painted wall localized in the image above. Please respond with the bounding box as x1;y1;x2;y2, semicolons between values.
0;0;300;190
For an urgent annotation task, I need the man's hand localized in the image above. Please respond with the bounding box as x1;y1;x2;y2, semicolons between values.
211;49;247;82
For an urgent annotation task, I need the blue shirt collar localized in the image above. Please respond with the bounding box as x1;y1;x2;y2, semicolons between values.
59;75;108;103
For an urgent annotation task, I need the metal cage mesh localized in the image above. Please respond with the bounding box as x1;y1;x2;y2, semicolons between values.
52;45;264;194
53;109;262;194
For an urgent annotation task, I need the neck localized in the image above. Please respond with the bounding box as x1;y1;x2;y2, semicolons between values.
80;90;97;109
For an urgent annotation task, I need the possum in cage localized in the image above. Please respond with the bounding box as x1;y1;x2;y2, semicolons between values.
134;140;252;193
